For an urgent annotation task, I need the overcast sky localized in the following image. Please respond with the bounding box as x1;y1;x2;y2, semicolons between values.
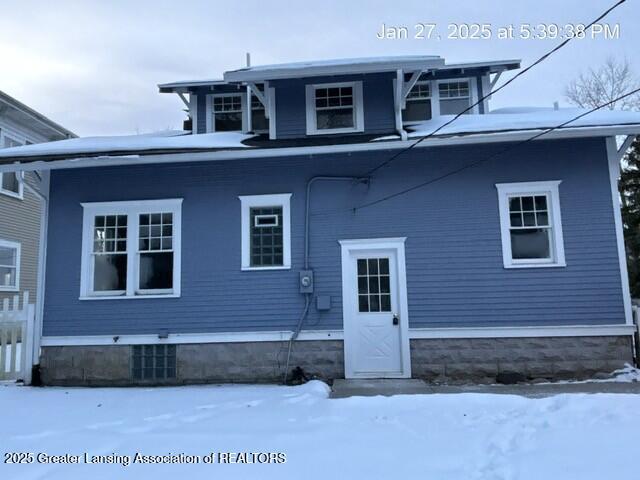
0;0;637;137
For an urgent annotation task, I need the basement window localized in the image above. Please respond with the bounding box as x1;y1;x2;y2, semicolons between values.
132;345;176;381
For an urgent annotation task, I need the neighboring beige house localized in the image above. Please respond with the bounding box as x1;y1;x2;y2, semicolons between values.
0;90;74;308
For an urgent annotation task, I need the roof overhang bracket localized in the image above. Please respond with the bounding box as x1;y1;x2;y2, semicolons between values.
490;71;503;92
617;135;635;162
247;81;269;119
176;92;190;108
400;70;422;109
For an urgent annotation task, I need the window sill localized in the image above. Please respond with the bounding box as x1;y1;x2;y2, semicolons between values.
503;262;566;269
241;266;291;272
306;127;364;136
0;189;23;200
79;293;180;301
0;286;19;292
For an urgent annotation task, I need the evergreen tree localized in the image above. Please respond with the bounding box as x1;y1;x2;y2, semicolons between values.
620;138;640;297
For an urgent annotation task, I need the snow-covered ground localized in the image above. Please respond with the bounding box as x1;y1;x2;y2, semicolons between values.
1;381;639;479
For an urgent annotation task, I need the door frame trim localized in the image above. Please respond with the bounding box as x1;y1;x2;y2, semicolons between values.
339;237;411;379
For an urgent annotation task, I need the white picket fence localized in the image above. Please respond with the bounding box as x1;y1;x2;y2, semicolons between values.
0;292;34;383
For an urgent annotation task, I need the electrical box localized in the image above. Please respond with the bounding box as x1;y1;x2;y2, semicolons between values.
316;295;331;311
299;270;314;293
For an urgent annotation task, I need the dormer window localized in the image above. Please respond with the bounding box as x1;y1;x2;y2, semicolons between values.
438;80;471;115
305;82;364;135
212;94;243;131
251;95;269;133
402;82;432;124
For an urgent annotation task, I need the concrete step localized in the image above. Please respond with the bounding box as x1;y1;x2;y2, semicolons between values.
331;379;429;398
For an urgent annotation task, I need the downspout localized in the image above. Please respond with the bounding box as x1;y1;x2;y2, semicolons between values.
17;169;49;385
282;175;369;383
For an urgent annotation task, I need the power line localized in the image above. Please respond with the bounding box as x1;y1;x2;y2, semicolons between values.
351;86;640;213
364;0;627;177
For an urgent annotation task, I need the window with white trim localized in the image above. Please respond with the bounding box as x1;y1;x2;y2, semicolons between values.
438;80;471;116
251;94;269;132
0;239;20;291
212;94;243;131
305;82;364;135
239;193;291;270
496;181;565;268
80;199;182;299
403;82;432;124
0;133;24;199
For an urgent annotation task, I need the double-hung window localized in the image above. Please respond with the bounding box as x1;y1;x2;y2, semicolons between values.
239;193;291;270
212;94;243;131
0;239;20;291
403;82;432;124
306;82;364;135
80;199;182;299
496;181;565;268
438;80;471;116
0;133;24;199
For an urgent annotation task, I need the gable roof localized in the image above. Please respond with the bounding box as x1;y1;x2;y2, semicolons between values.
0;90;76;141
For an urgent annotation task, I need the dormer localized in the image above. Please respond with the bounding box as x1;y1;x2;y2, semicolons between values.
159;56;519;141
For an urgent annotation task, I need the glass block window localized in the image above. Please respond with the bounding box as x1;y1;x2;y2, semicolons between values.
92;215;128;292
213;95;242;131
403;82;432;123
439;81;471;115
508;194;552;260
357;258;391;313
138;212;174;290
250;206;283;267
0;241;19;290
132;345;176;380
314;86;355;130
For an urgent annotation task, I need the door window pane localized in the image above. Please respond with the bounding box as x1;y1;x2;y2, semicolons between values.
357;258;391;313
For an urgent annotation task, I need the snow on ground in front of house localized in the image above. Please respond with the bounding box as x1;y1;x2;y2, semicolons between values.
1;381;639;479
546;363;640;384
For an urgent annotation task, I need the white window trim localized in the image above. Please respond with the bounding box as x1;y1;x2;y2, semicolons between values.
496;181;566;269
402;80;432;126
0;239;20;292
207;93;246;133
0;130;25;200
436;78;478;115
305;81;364;136
79;199;182;300
239;193;292;271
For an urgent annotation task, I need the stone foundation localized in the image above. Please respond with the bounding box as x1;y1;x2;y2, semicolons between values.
40;335;633;386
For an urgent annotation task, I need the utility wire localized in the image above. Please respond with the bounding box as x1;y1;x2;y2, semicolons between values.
351;86;640;212
365;0;627;177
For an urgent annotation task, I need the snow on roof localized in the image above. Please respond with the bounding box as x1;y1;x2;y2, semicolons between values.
224;55;446;82
158;79;226;92
0;130;253;160
396;107;640;139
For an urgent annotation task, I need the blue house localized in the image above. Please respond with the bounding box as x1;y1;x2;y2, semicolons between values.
1;55;639;385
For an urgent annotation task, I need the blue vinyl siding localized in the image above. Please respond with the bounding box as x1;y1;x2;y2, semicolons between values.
274;73;396;139
43;137;625;336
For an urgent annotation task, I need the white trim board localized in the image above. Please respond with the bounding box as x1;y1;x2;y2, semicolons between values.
40;324;635;347
606;136;633;326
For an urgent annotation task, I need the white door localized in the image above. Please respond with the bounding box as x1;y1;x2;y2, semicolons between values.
340;238;411;379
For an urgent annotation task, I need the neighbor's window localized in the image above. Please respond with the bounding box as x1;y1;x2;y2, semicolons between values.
132;345;176;381
212;95;243;131
403;82;432;124
239;193;291;270
80;199;182;298
306;82;363;135
496;181;565;268
0;240;20;291
438;81;471;116
0;133;24;198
